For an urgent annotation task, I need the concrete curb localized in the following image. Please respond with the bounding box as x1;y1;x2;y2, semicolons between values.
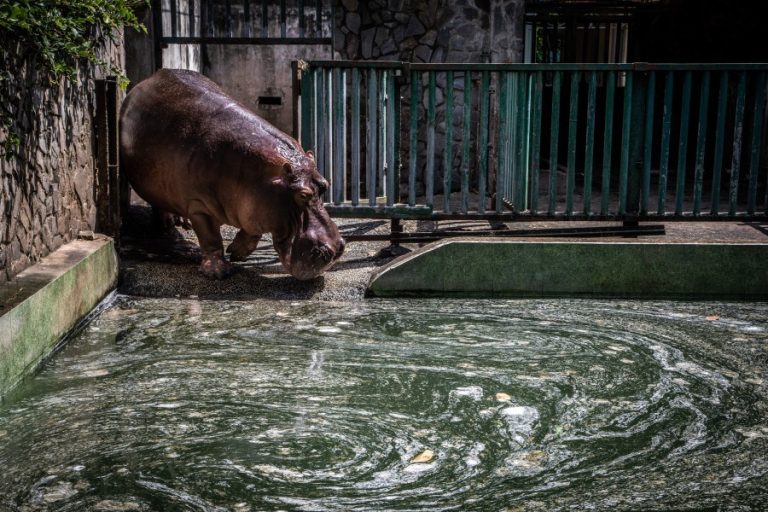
367;238;768;299
0;239;118;398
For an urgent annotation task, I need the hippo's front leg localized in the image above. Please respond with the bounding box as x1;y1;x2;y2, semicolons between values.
226;229;262;262
189;212;233;279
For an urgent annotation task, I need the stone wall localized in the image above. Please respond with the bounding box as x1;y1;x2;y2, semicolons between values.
0;33;124;283
335;0;524;64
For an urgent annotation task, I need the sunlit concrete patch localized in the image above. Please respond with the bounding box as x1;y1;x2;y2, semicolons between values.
0;238;118;398
367;238;768;299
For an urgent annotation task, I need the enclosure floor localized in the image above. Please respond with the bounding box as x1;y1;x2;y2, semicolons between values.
119;202;768;301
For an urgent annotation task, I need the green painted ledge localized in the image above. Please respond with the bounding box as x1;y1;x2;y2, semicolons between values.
0;239;118;399
367;239;768;299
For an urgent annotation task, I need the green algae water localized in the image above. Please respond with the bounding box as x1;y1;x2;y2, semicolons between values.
1;296;767;511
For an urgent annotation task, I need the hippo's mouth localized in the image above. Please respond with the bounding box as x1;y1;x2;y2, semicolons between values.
276;235;345;281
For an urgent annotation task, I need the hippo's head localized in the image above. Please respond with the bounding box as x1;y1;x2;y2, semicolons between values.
272;152;345;280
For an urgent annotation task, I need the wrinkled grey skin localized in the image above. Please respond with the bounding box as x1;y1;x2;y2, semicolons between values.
120;69;344;280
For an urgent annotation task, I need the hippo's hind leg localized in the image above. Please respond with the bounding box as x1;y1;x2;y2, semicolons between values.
152;208;192;231
226;229;262;262
189;213;233;279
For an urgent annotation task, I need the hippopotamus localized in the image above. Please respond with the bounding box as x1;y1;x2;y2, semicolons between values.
119;69;344;280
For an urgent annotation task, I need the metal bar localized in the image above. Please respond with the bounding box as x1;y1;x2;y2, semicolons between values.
189;0;195;37
618;71;633;215
333;69;345;205
377;71;386;200
507;73;517;209
316;69;327;185
516;71;529;210
242;0;251;37
299;0;305;38
497;72;509;214
748;72;767;214
367;68;378;206
641;71;656;215
170;0;178;37
530;71;543;214
601;70;615;215
674;70;692;215
158;36;332;44
566;71;580;215
351;68;361;206
280;0;286;39
583;71;597;215
261;0;268;37
478;70;490;213
305;62;768;72
152;0;163;69
693;71;710;215
386;70;396;207
461;71;472;214
316;0;322;38
657;71;674;214
729;71;747;216
225;0;231;38
444;70;454;212
711;71;728;214
408;70;418;207
426;71;436;208
300;66;314;150
549;71;562;215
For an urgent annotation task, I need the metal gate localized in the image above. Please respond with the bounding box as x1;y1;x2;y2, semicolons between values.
296;61;768;224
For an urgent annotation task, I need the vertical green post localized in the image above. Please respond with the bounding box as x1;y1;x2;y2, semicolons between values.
478;71;490;214
332;68;345;205
618;72;634;215
693;71;710;216
530;71;543;214
549;71;562;215
444;70;454;212
317;69;328;193
641;71;656;215
350;68;361;206
729;71;747;216
408;70;419;207
566;71;580;215
601;71;616;215
386;70;396;207
711;71;728;214
461;71;472;214
675;71;692;215
300;65;314;151
426;71;436;208
583;71;597;215
626;71;647;218
497;72;509;214
657;71;674;215
747;72;766;214
367;68;378;206
516;72;529;210
378;72;386;198
507;73;517;209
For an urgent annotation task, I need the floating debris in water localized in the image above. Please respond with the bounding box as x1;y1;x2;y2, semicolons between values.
496;392;512;402
410;449;434;464
94;500;141;511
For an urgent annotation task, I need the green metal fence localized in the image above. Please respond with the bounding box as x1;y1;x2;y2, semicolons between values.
296;61;768;221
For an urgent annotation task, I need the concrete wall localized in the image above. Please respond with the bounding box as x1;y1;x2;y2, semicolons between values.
0;32;124;283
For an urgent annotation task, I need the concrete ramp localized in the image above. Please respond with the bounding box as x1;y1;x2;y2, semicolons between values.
366;238;768;299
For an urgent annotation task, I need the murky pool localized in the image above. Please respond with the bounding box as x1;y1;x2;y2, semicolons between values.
1;296;767;510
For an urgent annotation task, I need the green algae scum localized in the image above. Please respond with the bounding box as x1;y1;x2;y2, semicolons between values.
0;296;767;510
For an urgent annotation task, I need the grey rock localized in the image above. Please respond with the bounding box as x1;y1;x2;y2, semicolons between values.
346;12;361;34
404;16;426;38
341;0;358;11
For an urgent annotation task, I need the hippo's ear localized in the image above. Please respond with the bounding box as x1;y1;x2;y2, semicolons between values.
306;150;315;161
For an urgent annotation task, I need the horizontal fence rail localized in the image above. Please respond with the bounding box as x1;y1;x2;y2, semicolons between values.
296;62;768;221
154;0;332;45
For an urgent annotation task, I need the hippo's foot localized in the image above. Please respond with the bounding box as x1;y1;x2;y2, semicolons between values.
199;251;234;279
153;208;192;232
226;230;262;262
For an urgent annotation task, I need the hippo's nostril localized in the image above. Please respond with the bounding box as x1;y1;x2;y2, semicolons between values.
336;238;346;258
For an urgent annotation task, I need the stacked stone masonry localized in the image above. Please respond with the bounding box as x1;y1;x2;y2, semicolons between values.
0;35;123;283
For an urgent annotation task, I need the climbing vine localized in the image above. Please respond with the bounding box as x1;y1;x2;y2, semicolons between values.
0;0;148;158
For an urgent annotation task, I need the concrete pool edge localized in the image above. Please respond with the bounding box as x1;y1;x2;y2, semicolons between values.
366;238;768;299
0;238;118;399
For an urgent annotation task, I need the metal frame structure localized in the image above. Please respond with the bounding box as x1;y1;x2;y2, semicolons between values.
296;61;768;231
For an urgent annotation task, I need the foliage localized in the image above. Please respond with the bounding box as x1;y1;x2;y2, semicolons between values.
0;0;148;159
